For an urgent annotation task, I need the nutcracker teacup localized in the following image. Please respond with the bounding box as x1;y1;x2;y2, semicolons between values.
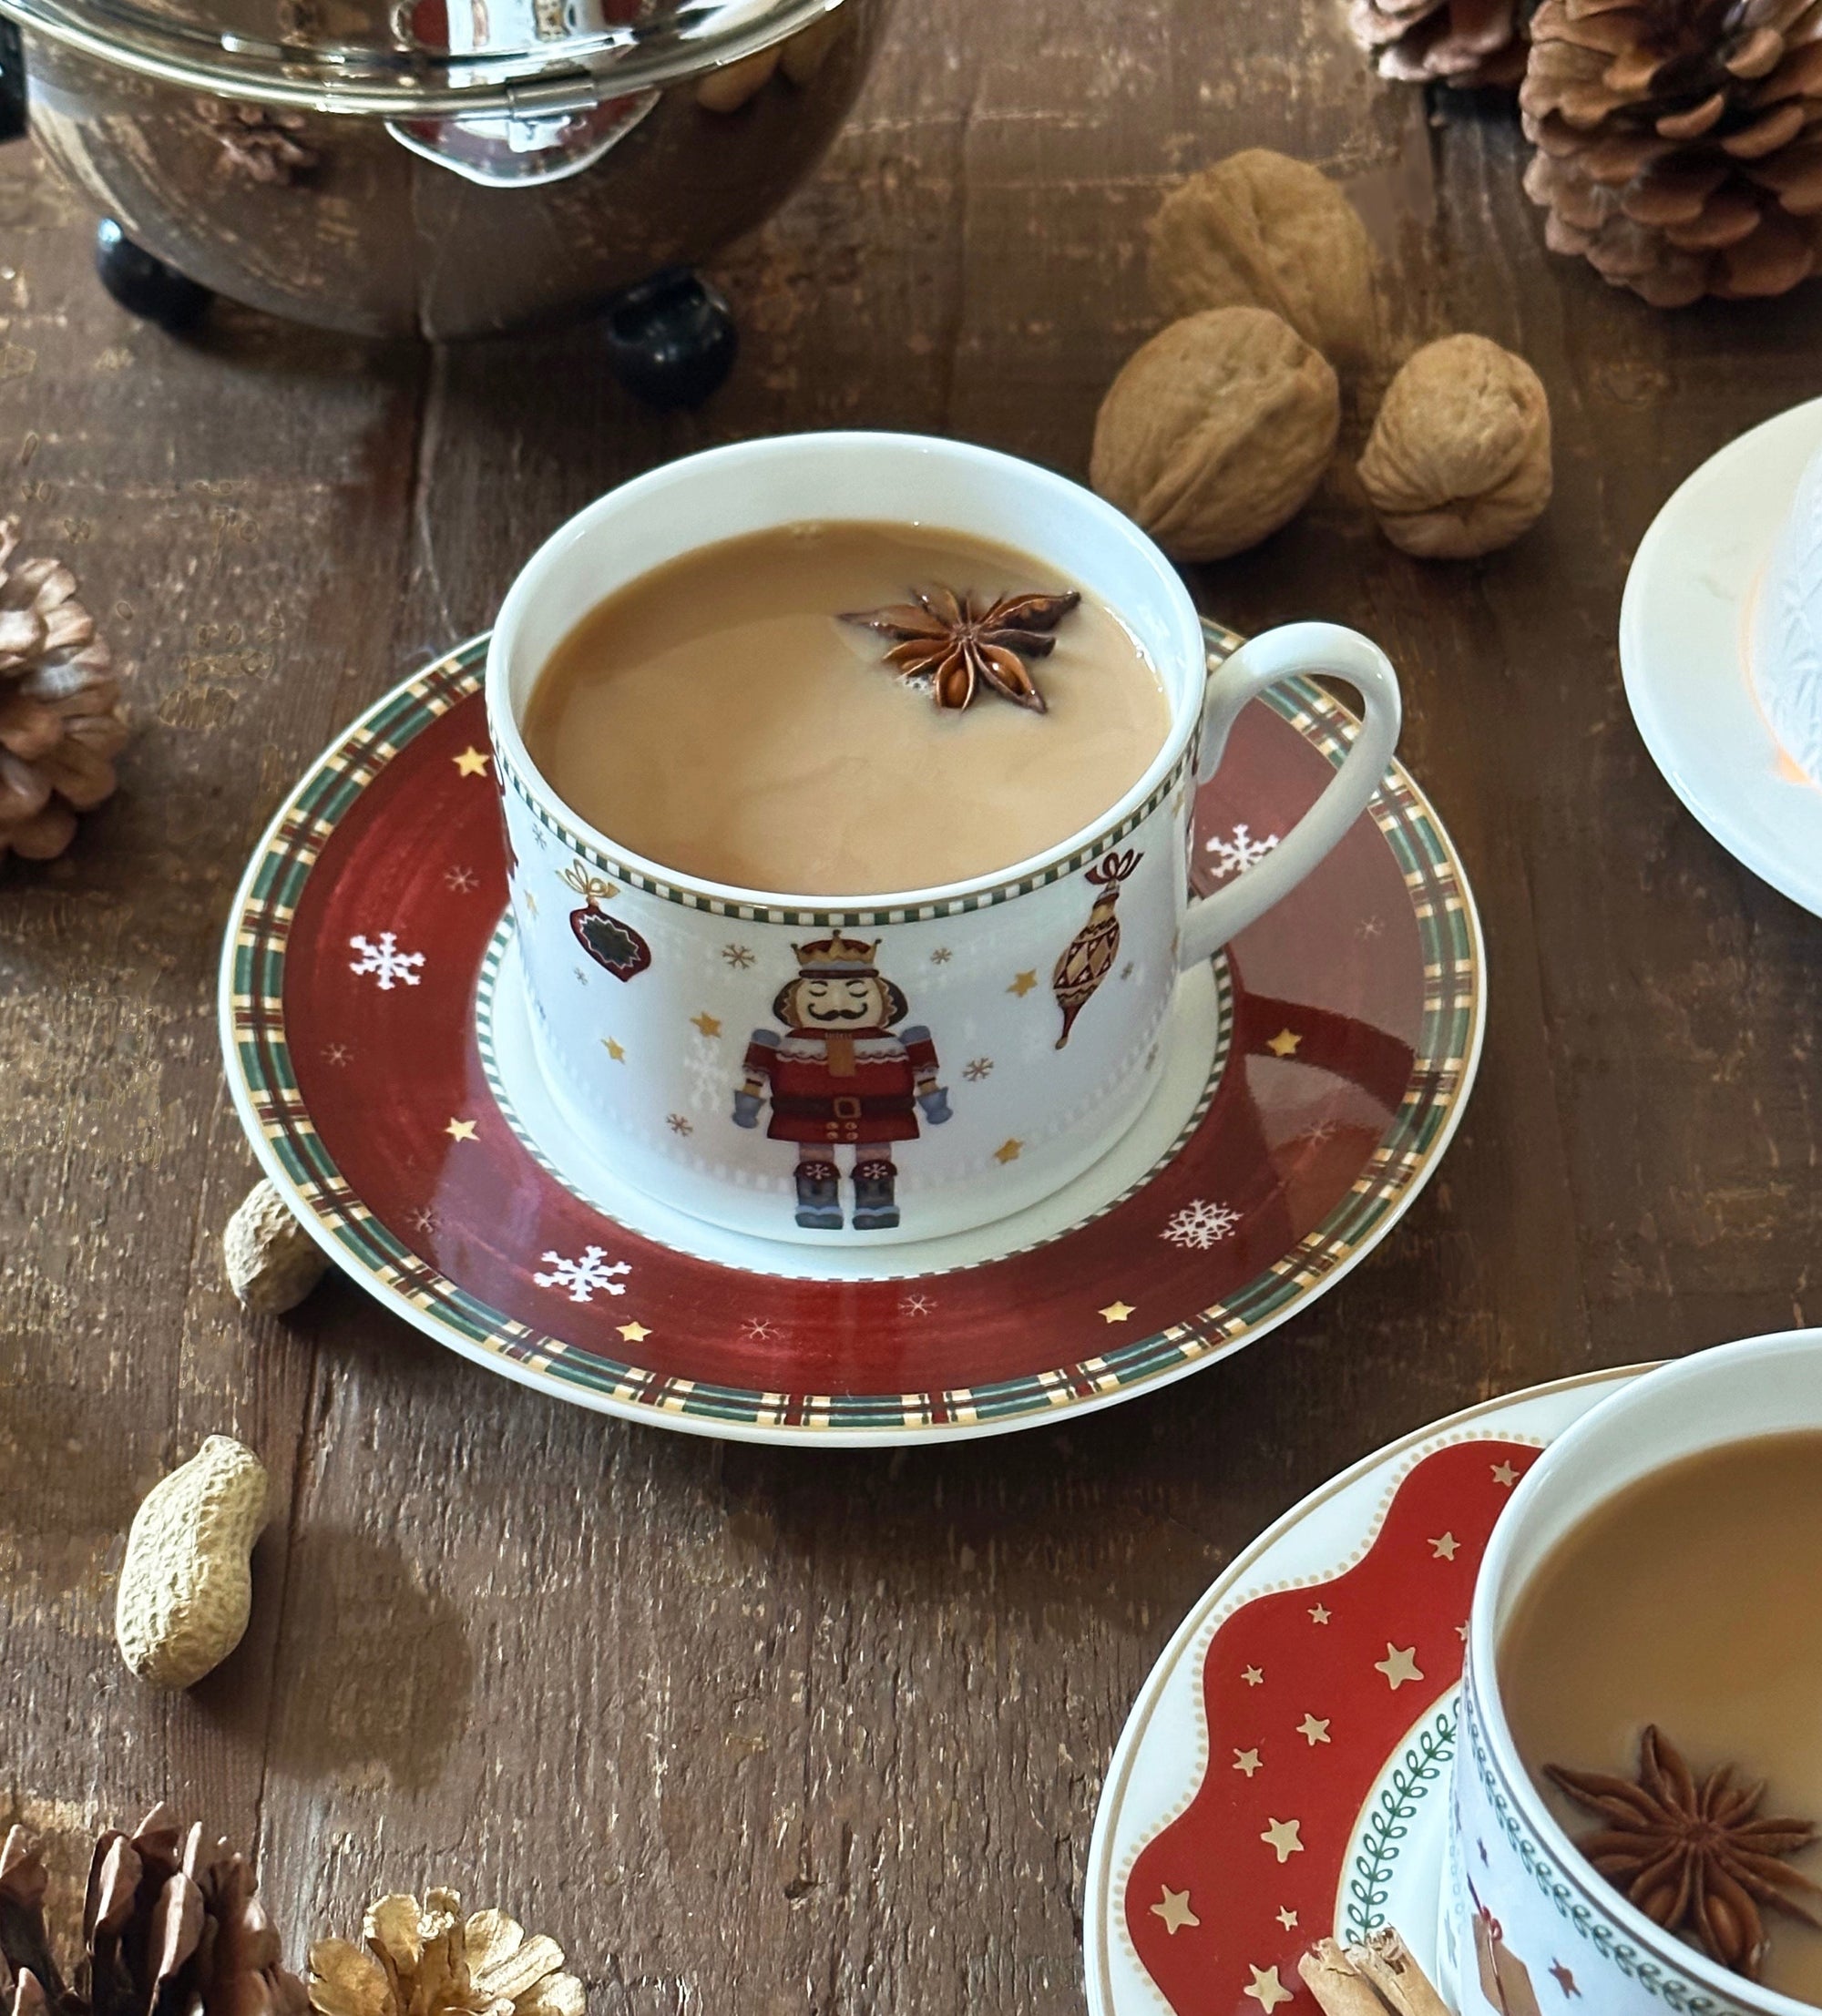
1447;1331;1822;2016
486;432;1401;1244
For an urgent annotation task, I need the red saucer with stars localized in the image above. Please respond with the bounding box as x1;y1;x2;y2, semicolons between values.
219;624;1484;1445
1085;1368;1646;2016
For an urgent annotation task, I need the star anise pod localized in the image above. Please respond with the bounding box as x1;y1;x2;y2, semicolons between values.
840;586;1080;712
1548;1725;1822;1980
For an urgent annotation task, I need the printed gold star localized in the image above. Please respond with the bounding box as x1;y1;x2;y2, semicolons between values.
1430;1531;1459;1560
618;1321;651;1343
445;1118;477;1141
524;889;538;917
1243;1665;1264;1687
691;1011;722;1039
1233;1748;1263;1776
601;1037;626;1061
452;746;490;776
1275;1909;1298;1931
1491;1460;1519;1488
1550;1960;1579;1996
1296;1714;1331;1746
1265;1028;1301;1058
1243;1968;1293;2012
1376;1643;1424;1690
994;1138;1023;1163
1008;969;1038;997
1099;1299;1135;1323
1150;1887;1199;1936
1457;1621;1470;1641
1260;1817;1303;1865
1309;1604;1332;1625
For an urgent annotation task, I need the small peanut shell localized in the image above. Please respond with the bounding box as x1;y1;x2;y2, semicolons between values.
116;1436;269;1688
224;1178;326;1315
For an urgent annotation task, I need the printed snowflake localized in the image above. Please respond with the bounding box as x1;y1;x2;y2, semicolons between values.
742;1315;776;1340
929;947;953;965
899;1293;934;1316
667;1112;693;1135
573;966;590;986
1204;823;1280;880
348;932;425;990
533;1244;630;1303
683;1029;726;1110
1303;1120;1336;1146
409;1205;437;1233
1356;915;1386;940
323;1043;352;1066
722;943;755;968
1161;1198;1241;1249
444;865;479;893
963;1057;994;1081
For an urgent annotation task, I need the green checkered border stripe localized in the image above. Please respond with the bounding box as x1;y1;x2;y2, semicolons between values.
472;923;1237;1265
228;629;1480;1436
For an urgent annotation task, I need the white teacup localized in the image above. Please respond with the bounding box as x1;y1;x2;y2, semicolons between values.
1448;1329;1822;2016
485;432;1400;1244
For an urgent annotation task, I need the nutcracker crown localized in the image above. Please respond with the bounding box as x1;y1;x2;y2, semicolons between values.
792;933;880;976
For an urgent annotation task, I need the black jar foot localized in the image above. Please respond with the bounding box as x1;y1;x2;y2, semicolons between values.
95;220;213;335
602;267;737;411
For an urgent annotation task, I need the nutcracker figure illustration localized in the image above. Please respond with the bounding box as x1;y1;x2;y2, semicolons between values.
1051;848;1142;1048
732;934;952;1230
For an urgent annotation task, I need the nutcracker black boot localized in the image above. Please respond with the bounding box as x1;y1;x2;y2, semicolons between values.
851;1158;899;1231
794;1158;843;1230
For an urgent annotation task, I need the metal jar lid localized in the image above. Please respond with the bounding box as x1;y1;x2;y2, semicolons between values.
0;0;845;116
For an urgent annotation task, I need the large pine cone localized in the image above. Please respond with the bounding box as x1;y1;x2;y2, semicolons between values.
0;519;129;863
1349;0;1529;87
0;1808;306;2016
1521;0;1822;305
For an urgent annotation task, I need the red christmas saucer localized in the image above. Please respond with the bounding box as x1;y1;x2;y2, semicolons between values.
1086;1367;1644;2016
220;623;1483;1444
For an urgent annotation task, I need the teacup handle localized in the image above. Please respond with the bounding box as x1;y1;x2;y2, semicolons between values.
1178;621;1403;972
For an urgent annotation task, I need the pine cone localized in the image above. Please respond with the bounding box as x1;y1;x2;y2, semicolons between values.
0;1808;305;2016
0;519;128;863
1349;0;1530;87
307;1894;582;2016
1520;0;1822;306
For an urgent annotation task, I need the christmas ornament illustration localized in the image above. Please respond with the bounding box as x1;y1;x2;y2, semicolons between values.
732;934;951;1231
1051;848;1142;1048
560;860;651;981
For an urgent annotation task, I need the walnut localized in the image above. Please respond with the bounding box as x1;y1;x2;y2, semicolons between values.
1148;148;1379;374
1090;306;1340;562
1356;333;1551;558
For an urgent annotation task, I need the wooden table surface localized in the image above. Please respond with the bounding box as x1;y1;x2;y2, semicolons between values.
5;0;1822;2008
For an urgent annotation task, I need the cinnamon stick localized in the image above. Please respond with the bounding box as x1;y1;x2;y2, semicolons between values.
1346;1929;1453;2016
1297;1941;1392;2015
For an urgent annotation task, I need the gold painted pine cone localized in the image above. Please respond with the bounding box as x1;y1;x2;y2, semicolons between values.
1520;0;1822;306
0;518;128;863
1348;0;1528;87
308;1893;583;2016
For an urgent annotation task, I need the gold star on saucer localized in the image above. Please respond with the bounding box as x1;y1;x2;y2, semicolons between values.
994;1139;1023;1163
1430;1531;1459;1560
601;1037;625;1061
1243;1664;1264;1687
1375;1643;1424;1690
691;1011;722;1039
1008;969;1038;997
1099;1299;1135;1323
1491;1460;1519;1488
1233;1747;1263;1776
452;746;490;777
1265;1028;1301;1058
1260;1817;1303;1864
445;1118;477;1141
1150;1887;1199;1936
1275;1909;1298;1931
1309;1604;1332;1625
1296;1714;1331;1746
617;1321;651;1344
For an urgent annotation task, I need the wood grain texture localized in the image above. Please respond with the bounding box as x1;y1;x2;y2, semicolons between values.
4;0;1822;2008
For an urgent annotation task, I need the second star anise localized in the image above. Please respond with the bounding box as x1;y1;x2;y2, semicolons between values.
840;585;1080;712
1548;1725;1822;1981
